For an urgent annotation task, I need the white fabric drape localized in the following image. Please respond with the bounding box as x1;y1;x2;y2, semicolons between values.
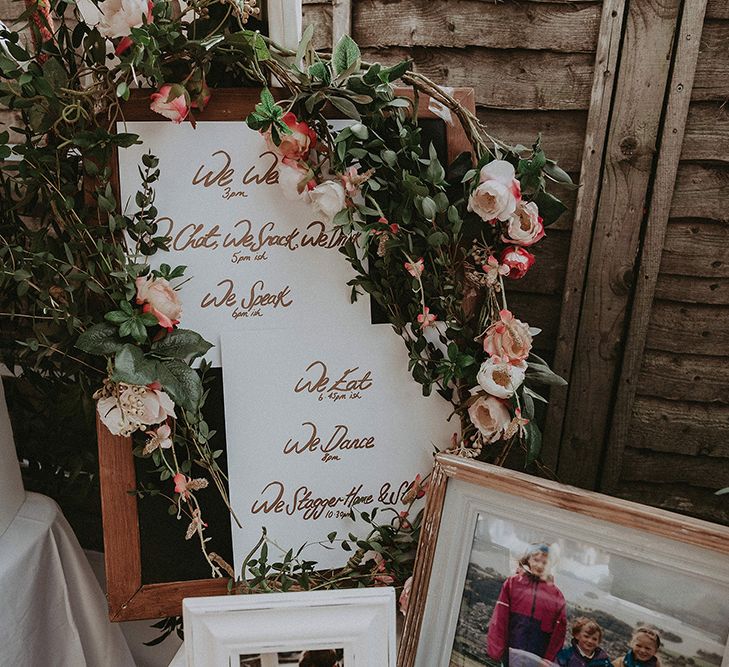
0;493;135;667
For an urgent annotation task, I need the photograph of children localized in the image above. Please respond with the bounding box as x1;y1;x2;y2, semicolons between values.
239;648;344;666
448;514;729;667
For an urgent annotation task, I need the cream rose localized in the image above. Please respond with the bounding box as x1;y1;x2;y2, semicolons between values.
468;395;511;443
96;0;151;52
97;384;176;436
476;357;527;398
277;161;312;201
308;180;346;223
135;275;182;330
503;201;545;246
483;309;532;363
467;160;521;223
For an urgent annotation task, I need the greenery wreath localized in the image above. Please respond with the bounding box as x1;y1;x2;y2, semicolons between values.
0;0;573;612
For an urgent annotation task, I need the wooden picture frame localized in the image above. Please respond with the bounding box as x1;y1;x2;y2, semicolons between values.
182;588;396;666
99;87;475;621
399;453;729;667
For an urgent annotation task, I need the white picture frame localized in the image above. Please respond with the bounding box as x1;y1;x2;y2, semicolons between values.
183;588;396;667
400;454;729;667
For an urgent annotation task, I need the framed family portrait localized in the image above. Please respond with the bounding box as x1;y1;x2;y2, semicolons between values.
182;588;396;667
399;454;729;667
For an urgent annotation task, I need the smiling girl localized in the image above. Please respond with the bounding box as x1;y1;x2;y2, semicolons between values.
613;627;662;667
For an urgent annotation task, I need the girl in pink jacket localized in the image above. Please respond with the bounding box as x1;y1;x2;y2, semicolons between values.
487;544;567;667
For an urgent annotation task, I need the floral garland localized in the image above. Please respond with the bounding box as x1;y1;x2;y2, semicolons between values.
0;0;572;610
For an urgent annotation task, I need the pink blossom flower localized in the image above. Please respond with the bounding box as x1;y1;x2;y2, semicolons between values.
503;201;545;246
483;255;510;285
173;473;208;499
417;306;437;329
135;275;182;330
483;309;533;363
402;474;429;504
149;84;190;124
467;160;521;223
399;576;413;615
143;423;173;454
405;258;424;278
500;246;535;279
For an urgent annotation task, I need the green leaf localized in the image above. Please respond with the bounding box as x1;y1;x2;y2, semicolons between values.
308;61;330;84
296;23;315;64
152;329;213;361
157;359;202;412
116;81;130;101
526;362;567;387
76;323;126;356
105;310;130;325
329;96;360;121
533;191;567;227
112;344;158;385
332;34;361;76
544;160;573;185
525;422;542;466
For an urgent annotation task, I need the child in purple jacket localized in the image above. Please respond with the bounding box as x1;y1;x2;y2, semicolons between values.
557;617;612;667
487;544;567;667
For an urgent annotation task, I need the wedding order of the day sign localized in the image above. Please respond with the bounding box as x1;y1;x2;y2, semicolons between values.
221;326;456;571
116;121;369;365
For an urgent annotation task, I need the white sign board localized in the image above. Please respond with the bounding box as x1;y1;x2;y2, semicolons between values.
222;326;456;571
116;121;370;365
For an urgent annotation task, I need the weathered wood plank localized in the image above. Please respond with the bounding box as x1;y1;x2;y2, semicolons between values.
692;20;729;101
302;2;333;50
610;481;729;525
655;274;729;304
670;163;729;221
331;0;350;48
477;109;587;173
706;0;729;19
504;230;570;296
682;102;729;162
660;219;729;277
353;0;601;52
620;448;729;488
646;300;729;355
541;0;628;470
555;0;682;487
360;46;595;110
637;349;729;404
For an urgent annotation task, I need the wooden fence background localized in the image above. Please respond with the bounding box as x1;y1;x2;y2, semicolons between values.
303;0;729;524
0;0;726;525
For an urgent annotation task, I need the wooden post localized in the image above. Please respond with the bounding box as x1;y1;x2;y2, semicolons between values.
553;0;683;487
540;0;628;470
601;0;710;491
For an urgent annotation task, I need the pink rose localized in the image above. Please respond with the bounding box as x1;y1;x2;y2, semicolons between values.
135;275;182;330
500;246;535;279
399;576;413;616
149;84;190;124
503;201;545;246
484;309;532;363
468;395;511;443
467;160;521;223
268;112;317;161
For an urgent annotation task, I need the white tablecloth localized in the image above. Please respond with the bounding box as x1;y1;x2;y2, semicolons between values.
0;492;135;667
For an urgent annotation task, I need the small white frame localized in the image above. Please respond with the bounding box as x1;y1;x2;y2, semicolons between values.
182;587;396;667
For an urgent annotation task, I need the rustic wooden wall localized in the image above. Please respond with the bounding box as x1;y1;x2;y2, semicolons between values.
304;0;729;524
